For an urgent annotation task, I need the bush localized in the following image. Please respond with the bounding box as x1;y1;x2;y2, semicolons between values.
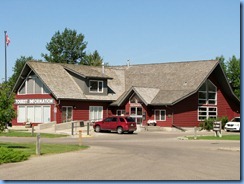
199;118;215;131
219;116;228;129
0;147;29;164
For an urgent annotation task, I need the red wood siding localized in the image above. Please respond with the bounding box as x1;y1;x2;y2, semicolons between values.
173;93;199;127
56;101;112;123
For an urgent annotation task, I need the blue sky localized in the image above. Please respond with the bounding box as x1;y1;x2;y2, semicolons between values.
0;0;240;82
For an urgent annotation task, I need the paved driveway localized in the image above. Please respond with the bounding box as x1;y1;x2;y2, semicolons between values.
0;131;240;180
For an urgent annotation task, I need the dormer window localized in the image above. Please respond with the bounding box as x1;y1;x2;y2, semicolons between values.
89;80;103;93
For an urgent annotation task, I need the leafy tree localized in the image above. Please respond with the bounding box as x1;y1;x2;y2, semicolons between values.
216;55;227;74
82;50;104;66
226;56;240;99
216;55;240;99
0;82;16;132
42;28;87;64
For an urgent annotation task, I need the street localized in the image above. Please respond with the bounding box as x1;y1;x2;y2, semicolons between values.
0;131;240;180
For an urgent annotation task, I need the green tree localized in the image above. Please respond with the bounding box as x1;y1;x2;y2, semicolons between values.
82;50;104;66
42;28;87;64
216;55;227;74
0;82;16;132
226;56;240;99
216;55;240;99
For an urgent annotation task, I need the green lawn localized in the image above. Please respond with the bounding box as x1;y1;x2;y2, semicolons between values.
0;130;68;138
188;134;240;140
0;142;88;164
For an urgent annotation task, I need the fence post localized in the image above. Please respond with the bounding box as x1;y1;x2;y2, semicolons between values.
36;133;41;155
87;122;90;135
194;126;197;140
31;125;34;136
71;122;74;135
79;130;82;146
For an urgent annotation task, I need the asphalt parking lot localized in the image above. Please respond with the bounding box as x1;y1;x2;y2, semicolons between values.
0;130;240;180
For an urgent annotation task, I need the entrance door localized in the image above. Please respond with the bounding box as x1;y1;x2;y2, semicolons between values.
62;106;73;123
130;107;143;124
43;106;51;123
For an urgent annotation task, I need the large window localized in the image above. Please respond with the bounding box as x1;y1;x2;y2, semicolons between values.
198;106;217;121
62;106;73;123
198;80;217;105
89;106;103;121
89;80;103;93
17;105;51;123
18;74;50;95
116;109;125;116
154;110;166;121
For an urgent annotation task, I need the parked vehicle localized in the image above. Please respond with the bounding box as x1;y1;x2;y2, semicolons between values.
224;117;240;132
93;116;137;134
147;120;157;126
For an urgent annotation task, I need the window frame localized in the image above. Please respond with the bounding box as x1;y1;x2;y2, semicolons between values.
198;106;217;121
154;109;166;121
89;106;103;121
89;80;104;93
198;80;217;105
17;105;51;123
18;74;50;95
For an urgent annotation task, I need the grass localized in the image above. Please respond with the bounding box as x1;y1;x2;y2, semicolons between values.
0;142;89;164
187;134;240;140
0;130;68;138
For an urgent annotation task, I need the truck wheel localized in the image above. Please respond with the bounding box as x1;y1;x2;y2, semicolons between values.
95;125;101;132
117;127;123;134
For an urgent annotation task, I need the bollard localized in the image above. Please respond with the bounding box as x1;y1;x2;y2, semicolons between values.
87;122;90;135
31;125;34;136
71;122;74;135
79;130;82;146
194;126;197;140
36;133;41;155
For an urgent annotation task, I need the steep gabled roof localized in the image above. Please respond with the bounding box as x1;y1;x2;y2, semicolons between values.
12;61;125;101
12;59;238;105
112;60;223;105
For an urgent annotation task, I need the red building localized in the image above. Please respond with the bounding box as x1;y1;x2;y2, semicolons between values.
12;60;240;128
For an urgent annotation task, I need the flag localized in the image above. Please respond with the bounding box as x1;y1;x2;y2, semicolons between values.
6;34;10;46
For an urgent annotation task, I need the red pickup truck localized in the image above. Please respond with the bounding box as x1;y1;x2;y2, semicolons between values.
93;116;137;134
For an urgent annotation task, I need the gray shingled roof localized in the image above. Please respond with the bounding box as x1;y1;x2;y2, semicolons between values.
17;60;220;104
28;62;86;100
26;61;125;101
112;60;219;105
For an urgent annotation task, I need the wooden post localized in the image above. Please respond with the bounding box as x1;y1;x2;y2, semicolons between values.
87;122;90;135
79;130;82;146
194;126;197;140
36;133;41;155
31;125;34;136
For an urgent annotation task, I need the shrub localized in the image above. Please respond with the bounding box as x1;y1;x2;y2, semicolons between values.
199;118;215;131
220;116;229;129
0;147;29;164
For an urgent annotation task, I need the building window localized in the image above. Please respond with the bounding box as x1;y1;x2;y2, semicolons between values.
116;109;125;116
89;80;103;93
62;106;73;123
89;106;103;121
17;105;51;123
198;80;217;105
154;110;166;121
18;74;50;95
198;106;217;121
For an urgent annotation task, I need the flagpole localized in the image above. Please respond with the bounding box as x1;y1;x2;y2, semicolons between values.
4;31;7;82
